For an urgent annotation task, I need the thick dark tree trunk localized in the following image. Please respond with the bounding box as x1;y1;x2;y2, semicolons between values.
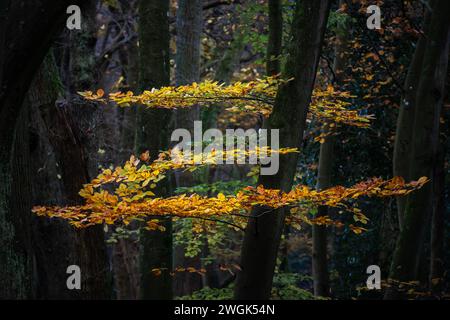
385;0;450;299
265;0;291;275
0;0;87;299
429;133;446;295
136;0;173;300
393;5;433;229
29;53;111;299
429;29;449;296
234;0;331;300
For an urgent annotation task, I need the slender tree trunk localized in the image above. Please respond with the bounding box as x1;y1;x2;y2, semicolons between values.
136;0;173;300
175;0;203;85
114;17;140;300
385;0;450;299
312;2;349;297
312;132;333;297
173;0;204;296
174;0;203;131
234;0;331;300
119;36;139;161
267;0;283;76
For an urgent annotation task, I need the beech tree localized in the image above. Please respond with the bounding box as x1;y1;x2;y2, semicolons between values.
173;0;204;296
135;0;173;300
234;0;332;299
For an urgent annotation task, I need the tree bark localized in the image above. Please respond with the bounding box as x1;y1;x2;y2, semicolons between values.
429;28;449;296
0;0;87;299
312;1;349;298
174;0;203;131
234;0;331;300
173;0;204;297
114;15;140;300
312;131;333;297
266;0;290;274
429;129;446;296
136;0;173;300
393;5;433;229
266;0;283;76
385;0;450;299
29;53;111;299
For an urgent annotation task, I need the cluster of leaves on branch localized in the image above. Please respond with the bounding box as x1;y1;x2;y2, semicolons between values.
33;147;428;234
34;71;419;237
79;77;373;128
78;146;298;203
34;147;297;228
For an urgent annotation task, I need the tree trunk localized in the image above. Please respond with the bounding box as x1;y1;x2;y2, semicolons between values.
265;0;290;275
114;19;140;300
429;29;449;296
0;0;87;299
29;53;111;299
136;0;173;300
429;132;446;296
385;0;450;299
173;0;204;297
174;0;203;131
392;5;433;229
312;1;349;297
234;0;331;300
266;0;283;76
312;132;333;297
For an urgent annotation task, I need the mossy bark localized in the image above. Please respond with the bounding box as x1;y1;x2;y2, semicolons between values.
29;53;111;299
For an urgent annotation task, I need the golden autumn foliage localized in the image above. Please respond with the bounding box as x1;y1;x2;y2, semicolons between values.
33;78;425;235
79;77;374;128
32;147;429;234
77;146;299;203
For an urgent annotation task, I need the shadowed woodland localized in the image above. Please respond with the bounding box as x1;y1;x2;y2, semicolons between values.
0;0;449;300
